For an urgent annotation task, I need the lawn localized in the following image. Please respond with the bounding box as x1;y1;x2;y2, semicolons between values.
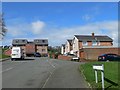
0;54;10;59
0;48;10;59
80;61;120;89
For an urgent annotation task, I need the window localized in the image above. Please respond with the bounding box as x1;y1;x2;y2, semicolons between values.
42;40;45;43
15;40;19;43
42;49;45;52
36;40;39;42
92;41;97;46
82;41;88;46
22;40;25;42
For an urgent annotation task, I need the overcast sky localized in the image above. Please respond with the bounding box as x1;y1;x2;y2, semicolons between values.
2;2;118;46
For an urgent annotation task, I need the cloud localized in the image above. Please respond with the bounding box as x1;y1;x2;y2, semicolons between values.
82;14;93;21
3;18;118;47
44;20;118;46
31;20;45;34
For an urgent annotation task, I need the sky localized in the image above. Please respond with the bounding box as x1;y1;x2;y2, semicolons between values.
1;2;118;46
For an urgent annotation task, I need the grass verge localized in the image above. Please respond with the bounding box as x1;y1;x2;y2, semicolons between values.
79;61;119;89
0;54;10;59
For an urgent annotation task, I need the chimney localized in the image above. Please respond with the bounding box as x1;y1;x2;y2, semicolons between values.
92;33;94;37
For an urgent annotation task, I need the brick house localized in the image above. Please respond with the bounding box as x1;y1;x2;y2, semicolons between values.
65;39;73;54
12;39;48;56
12;39;27;56
72;33;113;59
34;39;48;56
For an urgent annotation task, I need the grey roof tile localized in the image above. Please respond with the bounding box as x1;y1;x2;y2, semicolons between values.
12;39;28;45
74;35;113;42
34;39;48;45
67;39;72;45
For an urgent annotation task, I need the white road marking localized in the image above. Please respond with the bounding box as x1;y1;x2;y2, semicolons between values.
46;60;55;68
1;67;13;73
2;60;28;73
42;70;55;88
42;60;56;88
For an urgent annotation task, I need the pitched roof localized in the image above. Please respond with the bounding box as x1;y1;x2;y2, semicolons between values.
62;44;65;47
34;39;48;45
12;39;28;45
67;39;72;45
74;35;113;42
61;44;65;48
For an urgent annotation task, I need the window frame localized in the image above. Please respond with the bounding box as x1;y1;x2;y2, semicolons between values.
92;40;97;46
82;41;88;46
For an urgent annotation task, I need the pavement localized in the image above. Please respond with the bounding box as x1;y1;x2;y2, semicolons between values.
0;58;10;62
2;57;89;88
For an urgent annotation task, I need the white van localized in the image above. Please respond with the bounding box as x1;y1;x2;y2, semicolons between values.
11;47;24;60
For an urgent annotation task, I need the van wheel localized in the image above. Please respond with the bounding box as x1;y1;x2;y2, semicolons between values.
11;58;14;61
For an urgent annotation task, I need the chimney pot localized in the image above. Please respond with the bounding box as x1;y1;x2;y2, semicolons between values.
92;33;94;37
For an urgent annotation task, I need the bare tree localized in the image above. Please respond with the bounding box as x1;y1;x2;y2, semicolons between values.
0;13;7;40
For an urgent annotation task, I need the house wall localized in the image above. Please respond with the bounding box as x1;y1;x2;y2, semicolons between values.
61;46;65;54
36;45;48;55
80;48;120;60
73;37;79;57
100;42;112;46
70;45;73;51
65;41;71;53
58;55;72;61
26;44;35;54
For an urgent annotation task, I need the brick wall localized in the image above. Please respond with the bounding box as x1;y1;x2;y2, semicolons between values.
4;49;11;56
81;48;120;60
26;44;35;54
100;42;112;46
58;55;72;61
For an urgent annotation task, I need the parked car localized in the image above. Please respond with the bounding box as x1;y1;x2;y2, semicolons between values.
98;53;120;61
68;54;80;62
34;52;41;57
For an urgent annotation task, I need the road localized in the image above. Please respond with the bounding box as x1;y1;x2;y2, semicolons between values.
2;57;89;88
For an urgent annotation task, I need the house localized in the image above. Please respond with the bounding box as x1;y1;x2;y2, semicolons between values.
12;39;48;56
34;39;48;56
65;39;73;54
12;39;28;56
72;33;113;59
61;44;65;54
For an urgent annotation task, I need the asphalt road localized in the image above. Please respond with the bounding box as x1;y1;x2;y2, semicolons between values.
2;57;89;88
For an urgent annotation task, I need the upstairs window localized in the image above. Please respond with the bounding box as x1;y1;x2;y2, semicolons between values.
22;40;25;42
42;40;45;43
15;40;19;43
36;40;39;42
92;41;97;46
82;41;88;46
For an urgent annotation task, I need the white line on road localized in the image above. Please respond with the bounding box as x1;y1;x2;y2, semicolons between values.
42;60;56;88
46;60;55;68
0;67;13;73
42;70;55;88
